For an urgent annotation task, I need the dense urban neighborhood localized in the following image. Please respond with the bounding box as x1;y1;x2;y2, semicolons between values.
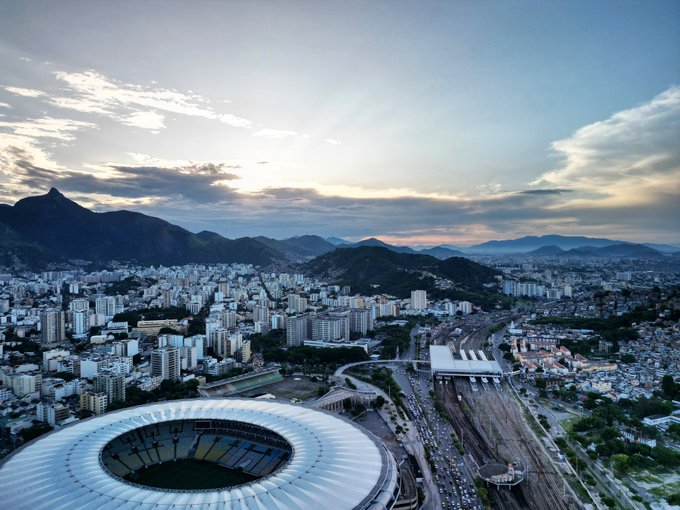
0;245;678;509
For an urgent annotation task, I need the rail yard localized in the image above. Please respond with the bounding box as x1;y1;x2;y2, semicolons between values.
430;320;580;509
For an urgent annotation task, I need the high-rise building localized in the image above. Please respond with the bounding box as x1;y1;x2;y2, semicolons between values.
93;372;126;403
228;331;243;357
222;310;238;328
286;315;308;347
80;391;108;415
238;340;251;363
95;296;117;317
162;289;171;308
41;310;65;344
457;301;473;315
36;401;70;426
151;346;180;381
69;298;90;312
350;309;373;335
287;294;308;313
211;328;231;357
271;314;285;330
410;290;427;310
73;310;89;336
180;345;198;369
311;311;350;342
253;305;269;324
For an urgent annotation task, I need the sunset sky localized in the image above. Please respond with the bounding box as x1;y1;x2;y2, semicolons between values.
1;0;678;245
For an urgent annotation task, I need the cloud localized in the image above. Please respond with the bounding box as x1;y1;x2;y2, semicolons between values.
2;77;677;244
252;129;300;139
4;86;46;98
0;116;95;142
7;161;242;204
50;70;252;130
5;148;678;244
218;113;252;128
517;188;572;195
0;102;10;109
120;111;166;130
0;116;96;202
324;138;342;145
534;86;680;207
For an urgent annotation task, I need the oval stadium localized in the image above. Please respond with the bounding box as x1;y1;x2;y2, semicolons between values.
0;399;401;510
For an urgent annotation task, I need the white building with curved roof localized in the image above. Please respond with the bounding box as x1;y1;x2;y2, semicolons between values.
0;399;400;510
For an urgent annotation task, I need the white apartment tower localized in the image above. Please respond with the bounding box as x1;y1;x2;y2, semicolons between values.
410;290;427;310
151;346;180;381
286;315;308;347
41;310;65;344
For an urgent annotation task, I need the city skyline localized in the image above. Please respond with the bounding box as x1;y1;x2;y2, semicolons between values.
1;1;679;245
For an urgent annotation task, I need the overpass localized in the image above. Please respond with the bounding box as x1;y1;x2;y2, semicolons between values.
334;359;431;378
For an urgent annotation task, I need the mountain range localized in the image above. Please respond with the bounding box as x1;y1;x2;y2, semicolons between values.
462;234;678;254
526;243;667;259
0;189;674;270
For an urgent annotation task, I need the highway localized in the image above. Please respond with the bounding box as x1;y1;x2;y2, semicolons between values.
393;330;484;510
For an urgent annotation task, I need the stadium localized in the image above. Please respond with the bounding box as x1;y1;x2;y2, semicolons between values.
0;399;401;509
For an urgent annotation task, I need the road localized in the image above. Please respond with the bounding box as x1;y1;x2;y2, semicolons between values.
392;331;484;510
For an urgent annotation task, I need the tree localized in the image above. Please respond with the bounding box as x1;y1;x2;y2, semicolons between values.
667;494;680;506
20;423;52;442
661;375;678;399
374;395;386;408
667;423;680;441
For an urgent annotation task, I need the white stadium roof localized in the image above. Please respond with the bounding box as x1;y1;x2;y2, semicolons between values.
430;345;502;377
0;399;398;510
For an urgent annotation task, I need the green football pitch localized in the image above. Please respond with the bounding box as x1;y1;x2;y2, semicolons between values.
125;459;258;490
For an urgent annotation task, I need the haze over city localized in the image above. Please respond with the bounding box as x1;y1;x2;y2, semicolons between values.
1;0;679;245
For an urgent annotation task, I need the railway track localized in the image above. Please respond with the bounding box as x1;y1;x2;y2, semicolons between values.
438;382;529;509
457;382;574;510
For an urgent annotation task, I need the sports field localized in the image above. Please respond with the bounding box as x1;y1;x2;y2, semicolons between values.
125;459;258;490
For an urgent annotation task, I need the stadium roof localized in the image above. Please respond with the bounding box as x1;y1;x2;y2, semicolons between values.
429;345;502;377
0;399;398;510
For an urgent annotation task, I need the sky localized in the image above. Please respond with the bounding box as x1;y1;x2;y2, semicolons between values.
0;0;678;246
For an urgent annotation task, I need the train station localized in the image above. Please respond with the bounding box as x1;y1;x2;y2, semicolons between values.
429;345;503;379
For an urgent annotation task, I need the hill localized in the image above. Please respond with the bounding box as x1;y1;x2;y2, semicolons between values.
304;246;503;308
467;234;624;253
466;234;671;256
418;245;467;259
526;245;566;257
525;242;665;259
565;243;665;258
0;188;282;268
254;235;336;261
353;237;417;254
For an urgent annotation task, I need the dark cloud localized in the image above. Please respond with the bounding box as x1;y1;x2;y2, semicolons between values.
5;156;678;243
517;189;572;195
12;161;241;202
